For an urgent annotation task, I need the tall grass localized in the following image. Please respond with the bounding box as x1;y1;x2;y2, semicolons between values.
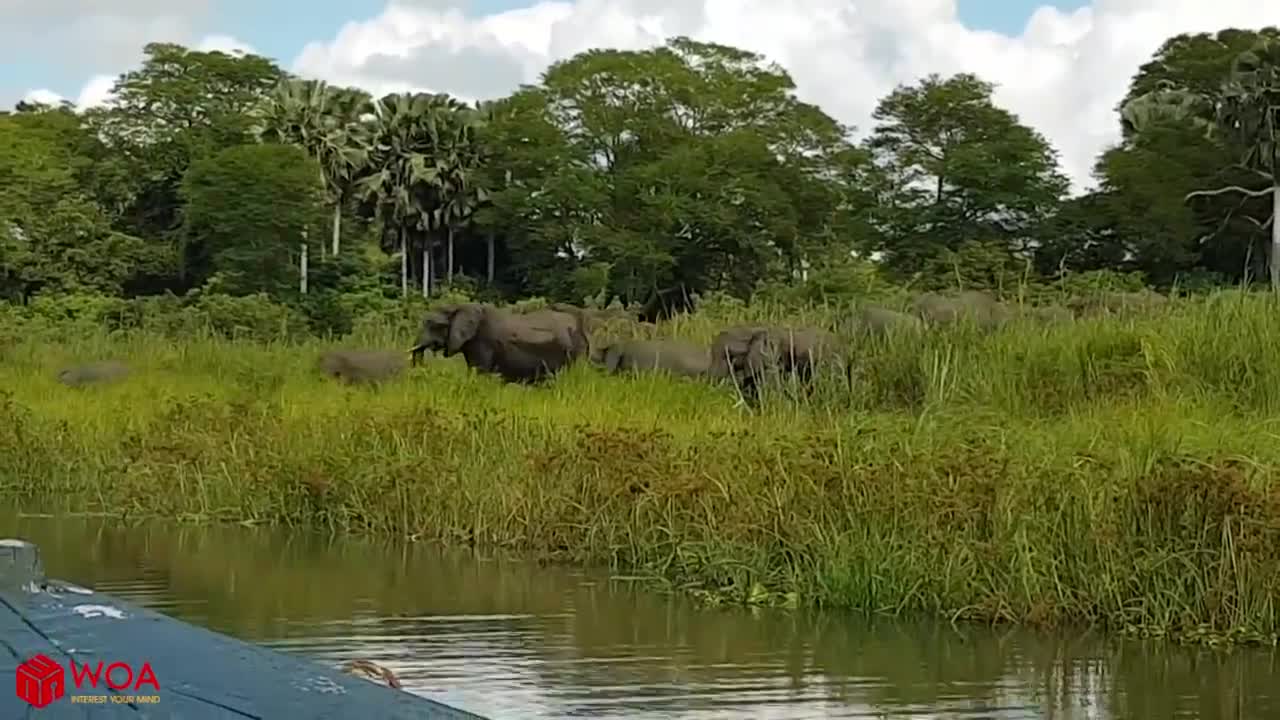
1;289;1278;645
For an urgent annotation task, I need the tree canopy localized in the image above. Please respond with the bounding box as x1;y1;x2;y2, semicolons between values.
5;29;1280;318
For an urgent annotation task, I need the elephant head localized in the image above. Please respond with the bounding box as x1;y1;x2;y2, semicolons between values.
708;326;764;384
409;303;485;366
588;341;625;372
711;326;847;401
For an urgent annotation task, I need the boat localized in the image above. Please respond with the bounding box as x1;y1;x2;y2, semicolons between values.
0;538;486;718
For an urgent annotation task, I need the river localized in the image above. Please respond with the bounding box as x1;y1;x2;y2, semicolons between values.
1;513;1274;719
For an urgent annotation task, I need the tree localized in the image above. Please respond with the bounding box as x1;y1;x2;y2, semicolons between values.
504;36;853;305
249;79;372;257
470;88;607;298
0;117;152;301
86;43;288;277
427;102;488;288
1121;33;1280;286
180;144;327;296
1118;28;1280;140
867;73;1070;283
355;92;480;296
1208;37;1280;286
5;101;141;237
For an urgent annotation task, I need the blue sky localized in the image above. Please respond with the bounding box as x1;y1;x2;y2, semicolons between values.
221;0;1092;67
6;0;1091;105
227;0;1091;63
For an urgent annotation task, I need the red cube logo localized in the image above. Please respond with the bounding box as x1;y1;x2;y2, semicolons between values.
16;654;64;708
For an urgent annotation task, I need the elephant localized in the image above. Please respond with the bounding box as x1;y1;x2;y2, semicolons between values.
1067;290;1169;317
57;360;130;387
408;302;589;384
546;303;637;336
637;285;697;324
851;305;924;339
911;290;1011;331
319;349;407;385
1026;304;1075;325
709;325;851;401
590;338;711;378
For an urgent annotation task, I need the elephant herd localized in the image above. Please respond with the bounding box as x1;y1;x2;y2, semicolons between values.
322;288;1168;402
376;300;853;402
51;289;1170;404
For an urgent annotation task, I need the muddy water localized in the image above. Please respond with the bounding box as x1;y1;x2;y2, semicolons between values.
1;513;1275;720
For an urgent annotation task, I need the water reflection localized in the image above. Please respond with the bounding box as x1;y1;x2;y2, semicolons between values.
1;514;1274;719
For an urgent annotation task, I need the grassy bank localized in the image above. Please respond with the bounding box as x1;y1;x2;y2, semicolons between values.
1;290;1279;646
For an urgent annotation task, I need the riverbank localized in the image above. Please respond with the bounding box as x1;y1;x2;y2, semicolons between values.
2;291;1278;646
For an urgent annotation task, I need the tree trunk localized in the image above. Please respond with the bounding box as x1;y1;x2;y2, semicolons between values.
1271;184;1280;290
331;202;342;256
427;242;437;295
446;226;455;284
300;231;309;295
486;232;495;284
400;230;408;297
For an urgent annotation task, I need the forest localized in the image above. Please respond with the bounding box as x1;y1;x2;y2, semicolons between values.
1;28;1277;333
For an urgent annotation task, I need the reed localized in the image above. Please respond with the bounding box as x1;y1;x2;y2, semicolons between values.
1;289;1278;645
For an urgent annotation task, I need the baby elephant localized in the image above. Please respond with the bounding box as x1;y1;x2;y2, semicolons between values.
319;350;408;386
852;305;924;339
57;360;130;387
591;339;710;378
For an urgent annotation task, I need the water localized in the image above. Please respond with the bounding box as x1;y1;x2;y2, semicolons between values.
1;513;1275;720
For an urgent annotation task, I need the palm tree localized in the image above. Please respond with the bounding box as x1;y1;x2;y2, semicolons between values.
433;104;490;286
356;93;454;295
356;92;429;296
356;92;486;296
249;79;371;257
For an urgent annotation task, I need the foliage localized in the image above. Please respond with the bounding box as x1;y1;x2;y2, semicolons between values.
1114;28;1280;286
0;116;156;301
249;78;373;257
3;290;1280;646
181;144;328;296
868;73;1069;279
83;43;289;271
8;30;1280;301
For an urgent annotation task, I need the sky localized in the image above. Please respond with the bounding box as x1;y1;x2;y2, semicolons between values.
3;0;1278;193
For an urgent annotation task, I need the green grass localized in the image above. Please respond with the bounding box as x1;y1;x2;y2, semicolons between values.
2;289;1279;646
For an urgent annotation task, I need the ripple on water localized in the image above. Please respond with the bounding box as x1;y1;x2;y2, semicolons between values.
5;515;1274;720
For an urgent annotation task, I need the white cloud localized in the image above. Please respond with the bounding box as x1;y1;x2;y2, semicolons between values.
291;0;1280;194
17;34;256;112
76;75;119;109
3;0;252;112
197;34;257;56
21;89;66;106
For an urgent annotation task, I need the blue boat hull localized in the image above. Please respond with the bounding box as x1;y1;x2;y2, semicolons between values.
0;538;486;719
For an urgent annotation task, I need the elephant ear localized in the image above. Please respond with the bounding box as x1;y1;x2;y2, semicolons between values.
447;305;483;355
745;329;773;375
